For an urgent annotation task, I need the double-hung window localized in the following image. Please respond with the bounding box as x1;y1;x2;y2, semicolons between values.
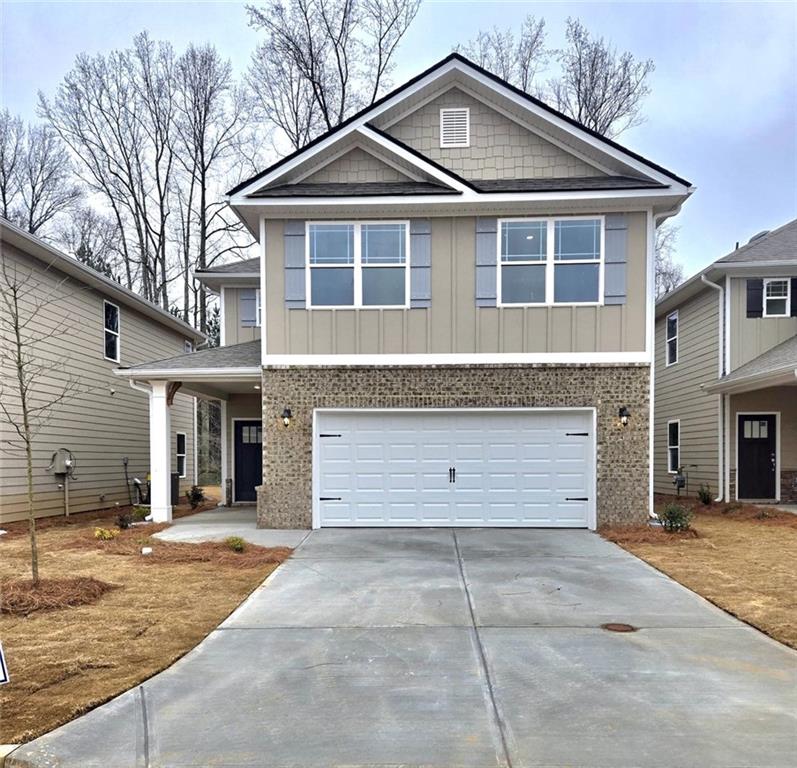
103;300;120;362
499;217;602;305
308;222;408;308
665;311;678;366
176;433;187;478
667;420;680;474
763;279;790;317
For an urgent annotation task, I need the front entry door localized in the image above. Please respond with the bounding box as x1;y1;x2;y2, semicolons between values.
234;420;262;502
737;414;777;499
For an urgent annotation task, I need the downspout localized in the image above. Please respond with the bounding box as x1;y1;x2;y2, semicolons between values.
700;274;725;502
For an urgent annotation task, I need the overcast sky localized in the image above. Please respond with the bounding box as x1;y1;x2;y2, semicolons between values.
2;0;795;277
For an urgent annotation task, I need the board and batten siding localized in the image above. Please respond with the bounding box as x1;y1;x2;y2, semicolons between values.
264;212;647;355
729;276;797;371
222;286;261;346
653;287;721;496
0;242;196;523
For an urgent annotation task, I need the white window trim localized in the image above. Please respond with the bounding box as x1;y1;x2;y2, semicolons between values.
665;310;679;366
762;278;791;318
496;216;605;307
176;432;187;479
103;299;120;363
255;288;262;327
305;221;411;309
667;419;680;474
439;107;470;148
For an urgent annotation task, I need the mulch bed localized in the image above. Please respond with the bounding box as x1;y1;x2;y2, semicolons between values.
600;525;700;546
655;494;797;528
1;577;117;615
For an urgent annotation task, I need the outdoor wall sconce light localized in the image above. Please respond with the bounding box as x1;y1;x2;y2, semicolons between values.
281;407;292;428
618;406;630;427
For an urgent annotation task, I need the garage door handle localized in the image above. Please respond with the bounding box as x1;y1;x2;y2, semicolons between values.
449;467;456;483
319;497;342;501
566;432;589;437
319;433;342;438
565;497;588;502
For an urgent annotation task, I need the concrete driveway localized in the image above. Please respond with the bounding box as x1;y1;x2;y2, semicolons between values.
9;529;796;767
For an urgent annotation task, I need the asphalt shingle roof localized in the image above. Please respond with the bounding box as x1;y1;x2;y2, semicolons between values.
717;219;797;264
473;176;665;193
121;340;260;372
715;335;797;386
196;258;260;275
250;181;459;198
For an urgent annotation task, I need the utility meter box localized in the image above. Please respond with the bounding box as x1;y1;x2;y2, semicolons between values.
51;449;75;475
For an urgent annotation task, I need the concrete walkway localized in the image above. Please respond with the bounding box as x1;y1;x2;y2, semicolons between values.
8;529;797;767
153;506;309;548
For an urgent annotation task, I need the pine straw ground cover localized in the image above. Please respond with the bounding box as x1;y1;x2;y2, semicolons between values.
0;506;292;744
601;495;797;649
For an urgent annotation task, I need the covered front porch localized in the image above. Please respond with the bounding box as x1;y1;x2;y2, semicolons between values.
115;340;263;522
706;336;797;503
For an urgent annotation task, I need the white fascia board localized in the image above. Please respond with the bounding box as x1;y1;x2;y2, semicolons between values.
114;367;261;379
704;368;797;395
263;351;651;367
232;187;684;209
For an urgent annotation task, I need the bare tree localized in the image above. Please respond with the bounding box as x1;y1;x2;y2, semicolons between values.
655;222;684;297
550;18;654;138
0;257;81;584
246;0;420;147
57;206;126;283
0;113;82;235
456;16;548;93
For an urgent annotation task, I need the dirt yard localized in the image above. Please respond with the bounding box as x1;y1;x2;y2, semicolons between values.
0;502;290;744
602;496;797;649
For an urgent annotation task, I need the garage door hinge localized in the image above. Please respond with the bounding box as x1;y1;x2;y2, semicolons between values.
566;432;589;437
319;496;342;501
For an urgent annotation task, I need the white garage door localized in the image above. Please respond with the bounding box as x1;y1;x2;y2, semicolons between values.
314;409;595;528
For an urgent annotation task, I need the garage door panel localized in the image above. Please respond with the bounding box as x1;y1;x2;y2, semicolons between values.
316;410;593;528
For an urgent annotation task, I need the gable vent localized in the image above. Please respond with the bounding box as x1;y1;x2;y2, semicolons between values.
440;107;470;148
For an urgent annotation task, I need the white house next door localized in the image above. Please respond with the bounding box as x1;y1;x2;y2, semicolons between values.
314;409;595;528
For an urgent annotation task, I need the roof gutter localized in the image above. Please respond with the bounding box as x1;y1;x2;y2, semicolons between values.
700;274;726;502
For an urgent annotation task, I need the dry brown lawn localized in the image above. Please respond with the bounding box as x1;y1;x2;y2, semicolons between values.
0;503;290;744
602;496;797;649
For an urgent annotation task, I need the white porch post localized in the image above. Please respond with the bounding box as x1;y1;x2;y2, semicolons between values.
149;380;172;522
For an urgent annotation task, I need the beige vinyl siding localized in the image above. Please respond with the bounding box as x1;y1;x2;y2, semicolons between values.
0;243;196;523
222;286;261;346
223;394;261;496
728;387;797;498
653;287;721;496
729;276;797;371
384;87;604;181
265;212;647;355
304;147;410;183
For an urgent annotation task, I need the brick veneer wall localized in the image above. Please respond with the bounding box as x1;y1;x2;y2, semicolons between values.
258;364;651;529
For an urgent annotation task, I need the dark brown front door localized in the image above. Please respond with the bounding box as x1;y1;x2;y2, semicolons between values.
737;414;777;499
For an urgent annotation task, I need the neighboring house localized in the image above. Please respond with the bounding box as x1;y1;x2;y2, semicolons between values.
0;219;204;524
654;219;797;503
116;53;693;529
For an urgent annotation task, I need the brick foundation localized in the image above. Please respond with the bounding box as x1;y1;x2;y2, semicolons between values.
781;471;797;503
258;364;651;529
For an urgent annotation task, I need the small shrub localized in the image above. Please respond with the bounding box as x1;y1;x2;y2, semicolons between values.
132;506;149;521
697;484;712;505
659;503;693;533
116;513;133;529
94;527;119;541
225;536;246;553
186;485;206;510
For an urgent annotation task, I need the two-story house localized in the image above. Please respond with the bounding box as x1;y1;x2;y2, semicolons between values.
0;219;203;523
654;219;797;503
117;54;693;528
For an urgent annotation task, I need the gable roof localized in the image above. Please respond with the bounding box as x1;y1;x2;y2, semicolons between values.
705;335;797;394
228;52;691;198
1;218;204;341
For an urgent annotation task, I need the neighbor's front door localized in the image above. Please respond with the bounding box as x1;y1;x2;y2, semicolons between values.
234;420;263;502
737;414;777;499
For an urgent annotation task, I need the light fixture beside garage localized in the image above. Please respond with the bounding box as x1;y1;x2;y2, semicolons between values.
281;407;292;428
618;406;630;427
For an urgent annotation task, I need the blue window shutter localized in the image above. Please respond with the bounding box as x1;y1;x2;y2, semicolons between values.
284;220;306;309
476;217;497;307
239;288;257;327
410;219;431;308
604;214;627;306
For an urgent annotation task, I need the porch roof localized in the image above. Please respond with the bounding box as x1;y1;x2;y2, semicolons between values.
705;336;797;394
115;339;261;379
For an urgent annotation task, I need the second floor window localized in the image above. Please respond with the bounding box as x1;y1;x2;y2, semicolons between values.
240;289;261;327
764;279;790;317
666;311;678;366
103;300;120;362
308;222;408;308
499;218;602;305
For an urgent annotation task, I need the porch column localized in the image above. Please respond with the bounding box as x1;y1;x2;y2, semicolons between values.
149;380;172;522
